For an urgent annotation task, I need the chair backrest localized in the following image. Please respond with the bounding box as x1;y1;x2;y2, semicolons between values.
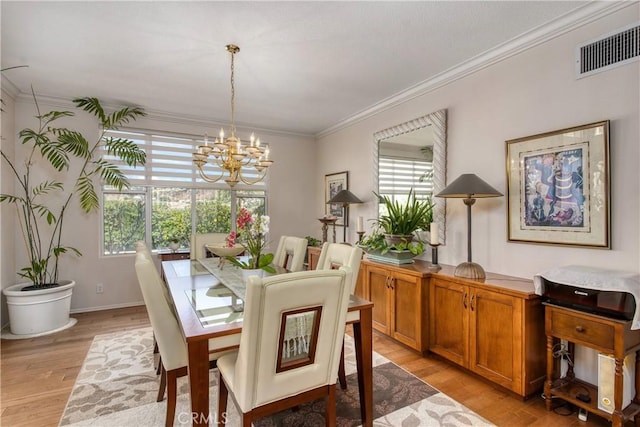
135;240;153;261
190;233;228;259
231;268;351;412
134;248;187;371
315;242;363;293
274;235;308;272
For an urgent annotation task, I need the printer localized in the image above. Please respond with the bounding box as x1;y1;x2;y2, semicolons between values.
538;276;635;320
533;265;640;327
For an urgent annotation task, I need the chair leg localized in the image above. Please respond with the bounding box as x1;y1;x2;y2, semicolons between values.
325;384;337;427
156;355;162;375
218;372;229;426
157;365;166;402
338;342;347;389
165;369;178;427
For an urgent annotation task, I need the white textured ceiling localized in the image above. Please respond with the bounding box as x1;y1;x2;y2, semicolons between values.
2;1;595;135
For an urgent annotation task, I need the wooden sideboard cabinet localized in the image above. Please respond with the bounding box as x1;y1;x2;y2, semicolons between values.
307;246;321;270
159;250;191;262
362;260;429;352
429;270;546;397
544;304;640;426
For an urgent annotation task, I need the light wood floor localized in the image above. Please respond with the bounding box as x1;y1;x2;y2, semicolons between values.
0;306;619;426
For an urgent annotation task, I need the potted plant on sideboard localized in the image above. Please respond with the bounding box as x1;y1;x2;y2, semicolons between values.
358;188;434;264
1;94;146;337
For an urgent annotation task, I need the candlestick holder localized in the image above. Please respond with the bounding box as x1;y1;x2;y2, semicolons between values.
428;243;441;271
356;231;365;243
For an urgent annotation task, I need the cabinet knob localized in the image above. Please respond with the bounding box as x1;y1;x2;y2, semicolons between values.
470;294;475;311
463;292;467;309
575;325;585;333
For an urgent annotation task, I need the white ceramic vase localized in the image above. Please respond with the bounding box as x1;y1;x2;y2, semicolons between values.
241;268;264;284
2;280;76;337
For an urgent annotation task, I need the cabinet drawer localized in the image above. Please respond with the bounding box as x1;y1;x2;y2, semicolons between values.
549;309;614;351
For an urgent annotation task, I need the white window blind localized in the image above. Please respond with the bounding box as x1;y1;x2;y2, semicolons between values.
103;129;266;189
378;156;433;199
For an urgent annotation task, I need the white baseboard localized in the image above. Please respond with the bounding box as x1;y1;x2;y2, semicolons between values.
70;301;145;314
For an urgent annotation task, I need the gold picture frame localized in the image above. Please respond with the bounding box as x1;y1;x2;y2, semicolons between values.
506;121;610;248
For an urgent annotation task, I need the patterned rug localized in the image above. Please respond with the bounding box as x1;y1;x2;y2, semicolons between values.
59;328;494;426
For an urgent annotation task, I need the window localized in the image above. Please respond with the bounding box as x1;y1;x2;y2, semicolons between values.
102;130;266;255
378;151;433;217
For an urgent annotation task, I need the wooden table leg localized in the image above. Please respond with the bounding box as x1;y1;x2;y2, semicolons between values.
612;356;624;427
545;335;555;411
188;339;210;426
352;307;373;427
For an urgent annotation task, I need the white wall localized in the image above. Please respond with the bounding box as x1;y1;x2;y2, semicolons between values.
317;5;640;280
3;97;316;314
1;85;17;327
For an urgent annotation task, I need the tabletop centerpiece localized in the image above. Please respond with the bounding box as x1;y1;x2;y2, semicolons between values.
225;208;276;279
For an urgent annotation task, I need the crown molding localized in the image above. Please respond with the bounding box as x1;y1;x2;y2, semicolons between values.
14;92;312;139
1;76;20;99
317;1;634;139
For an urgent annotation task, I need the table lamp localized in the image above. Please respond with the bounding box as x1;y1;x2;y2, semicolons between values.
436;174;502;280
327;189;363;243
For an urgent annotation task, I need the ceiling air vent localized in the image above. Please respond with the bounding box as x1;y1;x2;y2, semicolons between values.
576;22;640;78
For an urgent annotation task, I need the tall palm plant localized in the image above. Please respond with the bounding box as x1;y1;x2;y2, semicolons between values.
1;94;146;287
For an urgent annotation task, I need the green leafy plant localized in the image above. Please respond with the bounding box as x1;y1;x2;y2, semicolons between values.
375;188;434;236
358;227;424;255
0;93;146;287
305;236;321;247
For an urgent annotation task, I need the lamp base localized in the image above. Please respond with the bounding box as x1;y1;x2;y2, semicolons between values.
454;262;486;280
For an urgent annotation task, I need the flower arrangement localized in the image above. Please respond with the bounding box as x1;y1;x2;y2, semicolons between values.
225;208;276;273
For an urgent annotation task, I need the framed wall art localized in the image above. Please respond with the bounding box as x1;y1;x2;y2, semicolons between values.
506;121;610;248
325;171;348;226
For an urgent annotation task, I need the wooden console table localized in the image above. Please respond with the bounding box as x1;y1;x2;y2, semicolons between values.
544;303;640;426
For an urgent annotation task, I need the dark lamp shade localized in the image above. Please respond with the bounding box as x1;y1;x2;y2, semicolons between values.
436;173;503;198
327;189;363;205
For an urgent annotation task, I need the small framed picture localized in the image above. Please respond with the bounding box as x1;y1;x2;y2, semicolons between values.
506;121;610;248
325;171;348;226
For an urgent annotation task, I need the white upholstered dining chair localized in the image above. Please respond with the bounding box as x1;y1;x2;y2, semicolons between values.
134;245;231;427
315;242;363;292
274;235;308;272
216;268;352;427
190;232;228;259
315;242;363;389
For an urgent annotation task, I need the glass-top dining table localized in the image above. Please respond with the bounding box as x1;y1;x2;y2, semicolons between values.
161;258;374;426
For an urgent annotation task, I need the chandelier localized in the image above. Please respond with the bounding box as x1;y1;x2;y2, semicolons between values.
193;44;273;187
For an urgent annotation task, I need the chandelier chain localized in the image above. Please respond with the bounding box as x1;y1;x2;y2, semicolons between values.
229;47;236;138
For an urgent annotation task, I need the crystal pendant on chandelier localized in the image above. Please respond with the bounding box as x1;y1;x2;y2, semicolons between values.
193;44;273;187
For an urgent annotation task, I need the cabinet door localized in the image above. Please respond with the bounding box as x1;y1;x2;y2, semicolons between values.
469;287;522;393
366;265;390;333
429;278;468;366
389;271;424;350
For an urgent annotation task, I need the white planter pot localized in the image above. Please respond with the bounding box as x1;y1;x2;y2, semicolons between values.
3;280;76;336
241;268;265;284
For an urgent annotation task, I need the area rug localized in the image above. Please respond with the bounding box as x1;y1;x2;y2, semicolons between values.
59;327;494;426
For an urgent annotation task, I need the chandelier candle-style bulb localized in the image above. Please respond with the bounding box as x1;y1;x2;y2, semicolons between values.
192;44;274;187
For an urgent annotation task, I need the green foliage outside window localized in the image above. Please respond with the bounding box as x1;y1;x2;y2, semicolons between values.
103;195;145;254
102;188;265;254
